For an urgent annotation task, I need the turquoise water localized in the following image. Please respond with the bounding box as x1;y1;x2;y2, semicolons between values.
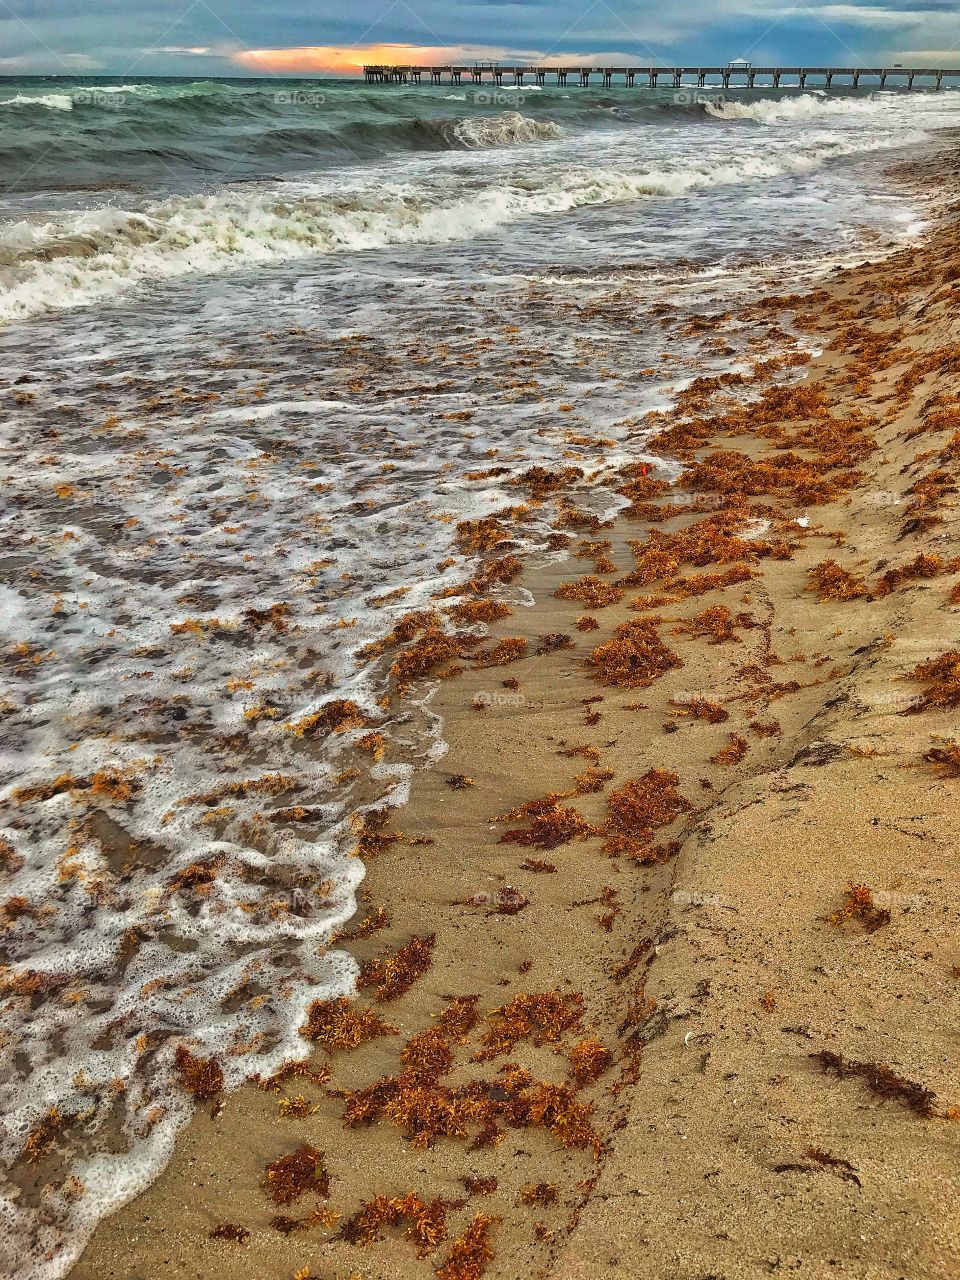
0;74;941;193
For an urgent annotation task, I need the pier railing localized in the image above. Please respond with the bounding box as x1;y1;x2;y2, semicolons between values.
363;64;960;90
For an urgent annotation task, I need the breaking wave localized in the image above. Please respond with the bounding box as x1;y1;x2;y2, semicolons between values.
451;111;562;147
0;92;75;112
703;93;902;124
0;128;924;323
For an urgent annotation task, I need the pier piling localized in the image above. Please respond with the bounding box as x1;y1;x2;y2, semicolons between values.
363;62;960;91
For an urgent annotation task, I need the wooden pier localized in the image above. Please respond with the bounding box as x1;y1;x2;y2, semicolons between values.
363;64;960;91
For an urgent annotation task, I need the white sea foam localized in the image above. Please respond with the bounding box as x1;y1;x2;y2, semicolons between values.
0;247;680;1274
0;93;74;111
0;85;145;113
452;111;562;147
0;122;925;323
704;90;950;124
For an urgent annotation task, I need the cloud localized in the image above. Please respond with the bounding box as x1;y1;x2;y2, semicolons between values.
146;45;214;55
0;46;101;69
1;0;957;74
800;5;922;29
890;48;960;62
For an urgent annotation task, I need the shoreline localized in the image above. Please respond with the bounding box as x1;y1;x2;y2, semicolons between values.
62;145;960;1280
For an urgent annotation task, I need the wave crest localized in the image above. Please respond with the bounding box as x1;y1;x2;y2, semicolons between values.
450;111;563;147
0;128;904;324
0;93;74;112
703;93;892;124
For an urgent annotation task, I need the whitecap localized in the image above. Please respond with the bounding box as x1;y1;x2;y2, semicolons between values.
0;122;931;324
0;93;73;111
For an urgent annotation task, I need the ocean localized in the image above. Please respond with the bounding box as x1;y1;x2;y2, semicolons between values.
0;74;956;1278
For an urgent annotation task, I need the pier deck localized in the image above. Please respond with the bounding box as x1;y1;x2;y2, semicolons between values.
363;64;960;90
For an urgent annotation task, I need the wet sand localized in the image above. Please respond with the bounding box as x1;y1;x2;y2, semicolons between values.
68;148;960;1280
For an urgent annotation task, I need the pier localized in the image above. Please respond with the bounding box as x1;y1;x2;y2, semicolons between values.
363;64;960;91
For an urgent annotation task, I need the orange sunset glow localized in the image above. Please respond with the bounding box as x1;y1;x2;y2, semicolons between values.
231;44;501;75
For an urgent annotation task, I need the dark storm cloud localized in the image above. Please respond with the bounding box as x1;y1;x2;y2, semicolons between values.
0;0;956;73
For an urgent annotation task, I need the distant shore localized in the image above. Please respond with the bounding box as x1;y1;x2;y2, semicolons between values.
69;145;960;1280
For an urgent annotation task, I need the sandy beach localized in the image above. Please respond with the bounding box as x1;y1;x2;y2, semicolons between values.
47;139;960;1280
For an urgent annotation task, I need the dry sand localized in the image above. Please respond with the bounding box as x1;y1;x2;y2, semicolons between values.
68;149;960;1280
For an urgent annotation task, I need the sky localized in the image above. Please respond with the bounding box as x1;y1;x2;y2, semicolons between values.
1;0;958;77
